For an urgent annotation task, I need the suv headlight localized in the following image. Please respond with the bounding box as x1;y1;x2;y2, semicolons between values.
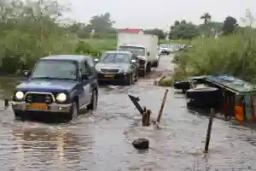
56;93;67;103
15;91;24;100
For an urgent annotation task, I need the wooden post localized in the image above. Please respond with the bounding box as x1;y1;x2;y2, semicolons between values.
204;108;215;153
157;89;169;123
142;109;151;126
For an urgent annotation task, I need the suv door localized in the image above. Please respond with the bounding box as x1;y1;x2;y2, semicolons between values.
80;60;94;106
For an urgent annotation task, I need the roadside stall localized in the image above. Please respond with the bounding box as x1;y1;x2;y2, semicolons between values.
205;75;256;122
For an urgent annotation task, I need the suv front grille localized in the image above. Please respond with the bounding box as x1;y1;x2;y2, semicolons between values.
101;69;119;73
25;93;54;104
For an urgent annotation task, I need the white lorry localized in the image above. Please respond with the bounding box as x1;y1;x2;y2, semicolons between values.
117;31;159;76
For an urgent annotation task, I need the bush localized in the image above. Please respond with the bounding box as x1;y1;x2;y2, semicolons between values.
75;41;102;57
173;28;256;83
158;76;173;87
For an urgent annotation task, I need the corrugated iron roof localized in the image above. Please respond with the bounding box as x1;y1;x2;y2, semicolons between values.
205;75;256;94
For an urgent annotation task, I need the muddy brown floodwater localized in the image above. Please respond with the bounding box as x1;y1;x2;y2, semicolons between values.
0;55;256;171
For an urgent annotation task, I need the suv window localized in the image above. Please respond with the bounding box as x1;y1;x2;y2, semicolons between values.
81;61;93;76
32;60;78;80
87;58;94;67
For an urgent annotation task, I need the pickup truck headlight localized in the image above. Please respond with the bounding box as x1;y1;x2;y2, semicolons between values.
56;93;67;103
15;91;24;100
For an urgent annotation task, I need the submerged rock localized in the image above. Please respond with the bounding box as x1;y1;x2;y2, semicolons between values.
132;138;149;149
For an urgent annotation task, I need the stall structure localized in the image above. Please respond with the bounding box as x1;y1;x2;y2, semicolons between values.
205;75;256;122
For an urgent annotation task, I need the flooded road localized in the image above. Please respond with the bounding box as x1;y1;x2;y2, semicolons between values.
0;55;256;171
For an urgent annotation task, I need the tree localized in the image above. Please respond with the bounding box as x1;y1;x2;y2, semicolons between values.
144;28;166;39
169;20;199;39
87;12;115;35
201;13;211;24
181;20;186;24
174;20;180;26
67;22;90;38
223;16;238;34
0;0;75;73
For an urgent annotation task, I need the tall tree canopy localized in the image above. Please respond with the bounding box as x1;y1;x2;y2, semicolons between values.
169;20;199;39
223;16;238;35
87;13;115;34
144;28;166;39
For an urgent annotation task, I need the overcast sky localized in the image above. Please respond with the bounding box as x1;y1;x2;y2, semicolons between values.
62;0;256;30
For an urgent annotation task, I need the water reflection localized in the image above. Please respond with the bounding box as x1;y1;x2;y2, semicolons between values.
11;126;87;170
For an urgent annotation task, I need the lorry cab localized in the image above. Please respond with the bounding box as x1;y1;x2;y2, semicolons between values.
117;30;159;76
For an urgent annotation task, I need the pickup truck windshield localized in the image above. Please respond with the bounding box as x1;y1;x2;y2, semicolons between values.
101;53;131;63
119;46;145;56
32;60;77;80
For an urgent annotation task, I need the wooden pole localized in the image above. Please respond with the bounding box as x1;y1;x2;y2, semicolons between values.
204;108;215;153
157;89;169;123
142;109;151;126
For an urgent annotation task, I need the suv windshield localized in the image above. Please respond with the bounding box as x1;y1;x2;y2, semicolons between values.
32;60;78;80
101;53;131;63
119;46;145;56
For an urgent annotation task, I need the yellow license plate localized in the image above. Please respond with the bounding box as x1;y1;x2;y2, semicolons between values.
104;74;115;78
26;103;48;111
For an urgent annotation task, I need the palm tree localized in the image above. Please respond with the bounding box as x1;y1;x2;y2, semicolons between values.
201;13;211;24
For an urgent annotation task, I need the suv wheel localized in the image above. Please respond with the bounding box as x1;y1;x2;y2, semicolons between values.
68;102;78;120
87;90;98;110
146;63;151;73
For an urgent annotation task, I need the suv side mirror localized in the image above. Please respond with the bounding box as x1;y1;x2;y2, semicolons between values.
23;70;31;77
147;52;150;56
94;58;99;64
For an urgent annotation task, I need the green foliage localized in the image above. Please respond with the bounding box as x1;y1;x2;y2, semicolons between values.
75;41;102;57
88;13;114;33
223;16;238;35
198;22;223;37
173;28;256;82
158;77;173;87
144;28;166;39
67;13;116;39
0;0;77;74
170;21;199;40
75;38;116;58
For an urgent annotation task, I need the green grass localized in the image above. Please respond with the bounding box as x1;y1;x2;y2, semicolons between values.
80;38;117;53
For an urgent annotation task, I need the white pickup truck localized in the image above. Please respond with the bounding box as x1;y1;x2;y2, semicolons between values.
117;31;159;76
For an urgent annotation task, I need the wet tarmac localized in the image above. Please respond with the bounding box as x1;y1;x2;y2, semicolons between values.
0;56;256;171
